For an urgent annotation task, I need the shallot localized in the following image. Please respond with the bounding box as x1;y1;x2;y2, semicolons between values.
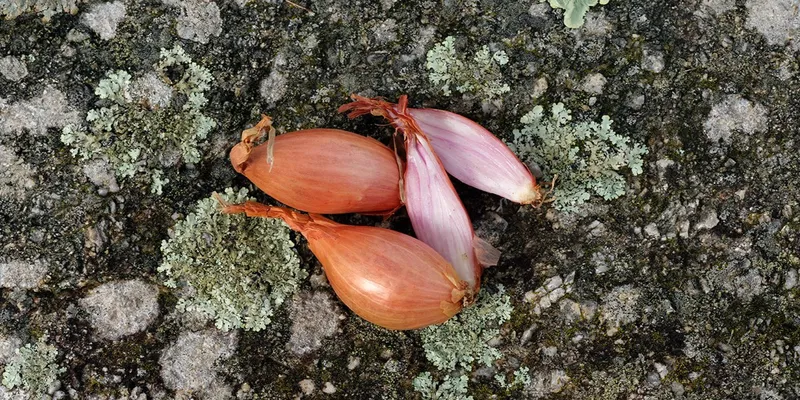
217;197;470;330
339;95;544;205
230;115;402;215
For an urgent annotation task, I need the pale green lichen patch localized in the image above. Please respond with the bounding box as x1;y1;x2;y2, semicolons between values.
158;188;306;332
412;372;472;400
414;287;514;398
1;336;64;395
544;0;610;28
60;45;216;195
425;36;510;99
420;287;512;371
509;103;647;213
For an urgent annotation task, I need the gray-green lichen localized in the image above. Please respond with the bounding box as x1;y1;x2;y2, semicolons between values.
420;287;512;371
509;103;647;213
158;188;306;332
1;336;64;395
494;366;532;390
544;0;610;28
413;287;514;398
60;45;216;195
425;36;510;99
413;372;473;400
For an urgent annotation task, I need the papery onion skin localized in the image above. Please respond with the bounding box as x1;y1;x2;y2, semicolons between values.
218;199;468;330
338;95;543;205
230;116;402;215
404;132;485;290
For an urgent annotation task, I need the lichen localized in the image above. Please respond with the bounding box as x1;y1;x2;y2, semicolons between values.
1;336;64;395
0;0;81;21
420;287;513;372
412;372;473;400
495;366;532;390
411;288;515;398
544;0;610;29
509;103;647;214
425;36;510;99
158;188;306;332
60;45;216;195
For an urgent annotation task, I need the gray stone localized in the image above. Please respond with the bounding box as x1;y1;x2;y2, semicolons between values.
164;0;223;44
695;209;719;231
0;56;28;81
733;269;764;302
79;280;159;340
599;285;642;336
580;73;607;95
0;86;79;137
0;335;22;364
704;94;768;143
644;223;660;238
299;379;315;395
746;0;800;50
159;329;236;399
641;49;665;73
0;259;48;289
130;72;173;109
287;291;342;355
532;77;548;98
259;53;289;105
702;0;736;15
81;1;127;41
784;269;798;290
372;18;397;44
0;145;36;200
322;382;337;394
82;159;120;194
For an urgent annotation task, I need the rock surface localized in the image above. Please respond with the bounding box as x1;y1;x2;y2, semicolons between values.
159;329;236;399
1;0;799;398
79;280;159;341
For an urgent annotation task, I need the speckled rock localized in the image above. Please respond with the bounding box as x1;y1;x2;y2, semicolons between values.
159;330;236;399
0;56;28;82
286;291;342;356
703;94;768;143
81;1;127;41
0;259;48;290
1;0;800;398
0;86;79;137
79;280;159;341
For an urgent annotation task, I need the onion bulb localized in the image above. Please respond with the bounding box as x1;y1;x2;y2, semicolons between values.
216;197;469;330
340;98;500;293
339;95;544;205
230;115;402;215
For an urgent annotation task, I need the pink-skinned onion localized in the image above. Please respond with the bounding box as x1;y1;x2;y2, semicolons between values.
230;115;402;215
405;132;500;291
339;95;545;205
340;98;501;292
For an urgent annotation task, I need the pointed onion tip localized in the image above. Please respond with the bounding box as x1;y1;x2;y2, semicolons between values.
229;142;250;174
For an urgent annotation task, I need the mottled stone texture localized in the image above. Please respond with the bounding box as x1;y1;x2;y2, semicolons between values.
79;280;159;340
1;0;799;398
159;330;236;399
